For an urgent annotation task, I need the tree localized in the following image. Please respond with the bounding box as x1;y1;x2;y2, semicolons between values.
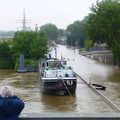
0;40;15;69
40;23;58;41
12;31;48;60
12;31;35;59
66;20;86;48
31;32;48;60
86;0;120;66
57;29;65;38
85;39;93;51
0;41;11;58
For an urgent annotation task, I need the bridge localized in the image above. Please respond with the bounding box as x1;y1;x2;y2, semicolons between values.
19;113;120;120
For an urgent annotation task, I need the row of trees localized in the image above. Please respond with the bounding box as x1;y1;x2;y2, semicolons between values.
86;0;120;66
40;23;65;42
66;20;87;48
0;41;12;59
0;40;15;68
41;0;120;66
0;31;48;69
1;0;120;67
54;0;120;66
39;22;86;48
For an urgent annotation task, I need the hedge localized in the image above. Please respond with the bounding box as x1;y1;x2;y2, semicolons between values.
0;60;14;69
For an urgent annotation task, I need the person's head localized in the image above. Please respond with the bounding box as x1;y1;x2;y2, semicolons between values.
1;86;13;98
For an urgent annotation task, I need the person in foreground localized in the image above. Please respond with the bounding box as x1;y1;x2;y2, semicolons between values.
0;86;25;120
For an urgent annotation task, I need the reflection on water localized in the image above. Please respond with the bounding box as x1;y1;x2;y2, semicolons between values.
0;45;120;113
41;94;77;112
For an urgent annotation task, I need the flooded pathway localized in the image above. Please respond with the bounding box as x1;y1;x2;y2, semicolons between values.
0;45;120;113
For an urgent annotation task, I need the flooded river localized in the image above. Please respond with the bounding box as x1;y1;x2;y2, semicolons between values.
0;45;120;113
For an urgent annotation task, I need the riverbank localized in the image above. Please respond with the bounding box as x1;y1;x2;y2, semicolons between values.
80;50;114;65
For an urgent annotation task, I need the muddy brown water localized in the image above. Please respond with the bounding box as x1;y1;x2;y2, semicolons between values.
0;45;120;113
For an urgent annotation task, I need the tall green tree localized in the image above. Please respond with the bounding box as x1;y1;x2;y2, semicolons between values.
85;39;93;51
12;31;48;60
0;41;11;58
40;23;58;41
0;40;14;69
66;20;86;48
31;32;48;60
12;31;35;58
57;29;65;38
86;0;120;66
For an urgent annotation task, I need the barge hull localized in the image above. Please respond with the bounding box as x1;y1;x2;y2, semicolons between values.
40;78;77;95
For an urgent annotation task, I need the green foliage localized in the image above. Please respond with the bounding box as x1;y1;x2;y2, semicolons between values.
12;31;36;58
31;32;48;60
57;29;65;37
40;23;58;41
0;40;15;69
12;31;48;60
15;58;38;71
25;59;38;67
66;20;86;48
85;39;93;50
0;41;12;58
0;60;14;69
86;0;120;65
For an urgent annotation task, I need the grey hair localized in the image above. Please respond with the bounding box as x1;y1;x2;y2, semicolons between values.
1;86;13;98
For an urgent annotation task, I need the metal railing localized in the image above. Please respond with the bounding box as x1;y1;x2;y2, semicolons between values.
19;113;120;120
75;73;120;112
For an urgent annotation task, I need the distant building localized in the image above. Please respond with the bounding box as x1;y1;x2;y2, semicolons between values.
0;31;15;40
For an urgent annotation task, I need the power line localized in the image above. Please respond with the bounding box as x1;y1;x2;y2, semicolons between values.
16;9;31;31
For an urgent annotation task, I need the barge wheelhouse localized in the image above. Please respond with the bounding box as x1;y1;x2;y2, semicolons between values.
39;59;77;95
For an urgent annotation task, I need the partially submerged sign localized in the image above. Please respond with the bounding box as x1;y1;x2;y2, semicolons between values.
17;53;26;73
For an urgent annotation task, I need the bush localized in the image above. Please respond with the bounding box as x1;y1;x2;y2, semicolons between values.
0;60;14;69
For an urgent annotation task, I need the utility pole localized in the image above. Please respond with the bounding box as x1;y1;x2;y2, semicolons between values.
16;9;31;31
35;24;39;32
22;9;27;31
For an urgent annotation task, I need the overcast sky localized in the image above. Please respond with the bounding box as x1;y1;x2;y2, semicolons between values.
0;0;98;31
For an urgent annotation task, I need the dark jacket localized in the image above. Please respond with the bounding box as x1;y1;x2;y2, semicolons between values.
0;95;25;120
